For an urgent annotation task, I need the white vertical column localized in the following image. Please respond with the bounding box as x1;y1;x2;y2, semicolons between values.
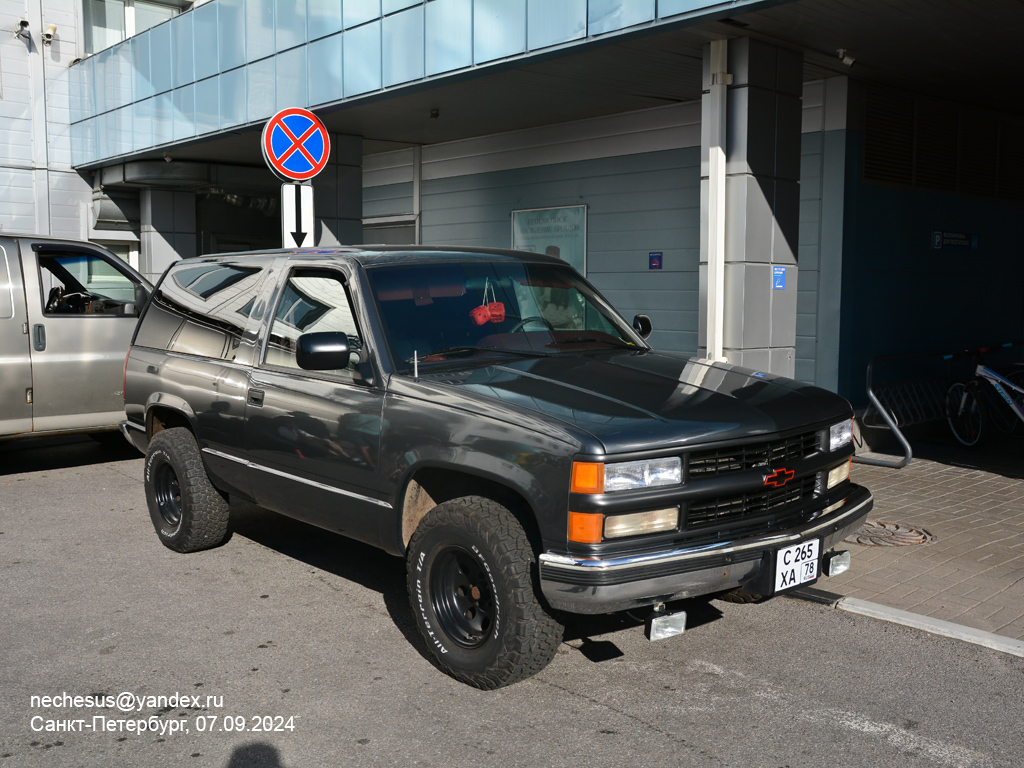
705;39;731;363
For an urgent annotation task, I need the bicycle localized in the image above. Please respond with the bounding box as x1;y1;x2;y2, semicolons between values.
945;345;1024;447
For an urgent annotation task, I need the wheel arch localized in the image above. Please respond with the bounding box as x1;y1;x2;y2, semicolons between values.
145;398;199;439
393;463;546;558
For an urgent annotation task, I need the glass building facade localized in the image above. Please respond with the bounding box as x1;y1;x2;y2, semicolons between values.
69;0;763;167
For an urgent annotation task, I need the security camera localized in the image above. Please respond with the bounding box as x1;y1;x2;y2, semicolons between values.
15;18;30;41
42;23;56;45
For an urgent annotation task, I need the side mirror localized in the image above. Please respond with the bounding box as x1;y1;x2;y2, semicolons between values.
632;314;652;340
296;332;351;371
134;282;151;309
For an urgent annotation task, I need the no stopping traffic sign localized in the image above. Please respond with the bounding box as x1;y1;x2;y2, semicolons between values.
261;108;331;182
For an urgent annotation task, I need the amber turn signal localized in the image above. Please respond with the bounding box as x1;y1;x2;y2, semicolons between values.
568;511;604;544
571;461;605;494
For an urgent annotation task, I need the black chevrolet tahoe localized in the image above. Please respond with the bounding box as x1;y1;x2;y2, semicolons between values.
122;246;872;689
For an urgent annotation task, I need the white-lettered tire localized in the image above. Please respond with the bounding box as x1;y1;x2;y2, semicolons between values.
406;496;564;689
144;427;231;553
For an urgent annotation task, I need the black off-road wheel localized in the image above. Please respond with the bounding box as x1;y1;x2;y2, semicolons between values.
407;496;564;689
144;427;231;553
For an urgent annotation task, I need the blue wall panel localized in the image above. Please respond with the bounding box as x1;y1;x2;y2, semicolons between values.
838;132;1024;402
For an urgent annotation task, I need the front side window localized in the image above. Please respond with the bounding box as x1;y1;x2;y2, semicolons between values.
367;260;641;373
38;251;139;316
264;269;363;381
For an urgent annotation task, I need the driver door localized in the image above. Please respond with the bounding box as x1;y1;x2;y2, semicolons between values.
20;241;148;432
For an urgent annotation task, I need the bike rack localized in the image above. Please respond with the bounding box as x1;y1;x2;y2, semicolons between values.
855;342;1024;468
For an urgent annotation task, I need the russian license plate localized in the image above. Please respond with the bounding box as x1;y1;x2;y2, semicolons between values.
774;539;820;593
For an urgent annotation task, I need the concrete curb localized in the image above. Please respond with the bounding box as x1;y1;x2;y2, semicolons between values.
837;597;1024;658
788;588;1024;658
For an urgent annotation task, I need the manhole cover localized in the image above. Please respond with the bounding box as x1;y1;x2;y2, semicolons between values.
844;520;936;547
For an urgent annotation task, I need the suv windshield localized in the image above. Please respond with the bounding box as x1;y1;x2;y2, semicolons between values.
367;260;642;372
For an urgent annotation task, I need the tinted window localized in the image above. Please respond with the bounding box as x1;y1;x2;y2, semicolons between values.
173;264;260;299
134;260;267;359
367;260;638;372
263;268;363;380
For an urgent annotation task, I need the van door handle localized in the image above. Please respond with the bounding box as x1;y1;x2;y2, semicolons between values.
32;324;46;351
247;389;265;407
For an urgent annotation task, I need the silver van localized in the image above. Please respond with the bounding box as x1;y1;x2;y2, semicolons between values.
0;235;151;441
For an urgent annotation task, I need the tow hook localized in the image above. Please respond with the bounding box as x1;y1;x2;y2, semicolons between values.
644;603;687;641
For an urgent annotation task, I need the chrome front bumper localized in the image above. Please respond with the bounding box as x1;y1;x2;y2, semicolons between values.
539;484;872;614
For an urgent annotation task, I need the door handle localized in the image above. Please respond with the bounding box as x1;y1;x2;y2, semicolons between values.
32;324;46;352
247;389;265;407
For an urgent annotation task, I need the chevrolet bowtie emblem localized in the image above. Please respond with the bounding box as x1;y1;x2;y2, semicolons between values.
764;468;795;488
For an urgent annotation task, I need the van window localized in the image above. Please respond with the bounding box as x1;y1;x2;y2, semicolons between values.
38;251;138;316
0;245;13;319
134;261;267;361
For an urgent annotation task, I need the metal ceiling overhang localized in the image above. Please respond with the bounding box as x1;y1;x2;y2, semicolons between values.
108;0;1024;174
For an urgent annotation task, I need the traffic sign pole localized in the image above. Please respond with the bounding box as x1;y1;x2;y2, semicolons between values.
261;108;330;249
281;184;314;249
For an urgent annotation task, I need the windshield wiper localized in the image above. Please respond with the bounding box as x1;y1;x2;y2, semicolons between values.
406;346;550;363
545;337;636;349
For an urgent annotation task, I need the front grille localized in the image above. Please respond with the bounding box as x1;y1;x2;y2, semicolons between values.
687;431;819;477
685;476;817;529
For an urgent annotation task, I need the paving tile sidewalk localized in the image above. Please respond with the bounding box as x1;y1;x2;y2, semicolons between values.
824;439;1024;641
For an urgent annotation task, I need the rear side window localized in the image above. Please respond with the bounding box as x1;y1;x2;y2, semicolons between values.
134;261;267;360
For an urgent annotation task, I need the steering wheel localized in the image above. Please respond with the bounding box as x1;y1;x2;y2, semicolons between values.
45;286;64;312
510;315;555;333
62;291;91;312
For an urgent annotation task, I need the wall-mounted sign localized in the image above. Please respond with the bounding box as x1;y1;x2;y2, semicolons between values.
932;231;979;251
511;205;587;275
649;252;663;270
262;108;331;182
772;266;787;290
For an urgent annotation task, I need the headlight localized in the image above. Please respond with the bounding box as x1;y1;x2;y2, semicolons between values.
567;508;679;543
829;418;854;452
604;508;679;539
571;457;682;493
827;459;851;489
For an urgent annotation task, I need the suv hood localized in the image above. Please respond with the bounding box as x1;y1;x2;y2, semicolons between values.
419;351;851;455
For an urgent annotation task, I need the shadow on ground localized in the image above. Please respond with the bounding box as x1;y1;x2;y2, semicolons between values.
861;432;1024;481
227;500;726;673
0;433;140;476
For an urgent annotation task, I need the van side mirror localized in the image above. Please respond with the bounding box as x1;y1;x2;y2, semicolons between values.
296;332;351;371
134;282;151;309
632;314;652;340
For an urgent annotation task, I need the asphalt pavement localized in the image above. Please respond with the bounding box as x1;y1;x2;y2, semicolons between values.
1;435;1023;767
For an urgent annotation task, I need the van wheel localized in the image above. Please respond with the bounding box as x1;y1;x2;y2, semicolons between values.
144;427;230;553
407;496;564;689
